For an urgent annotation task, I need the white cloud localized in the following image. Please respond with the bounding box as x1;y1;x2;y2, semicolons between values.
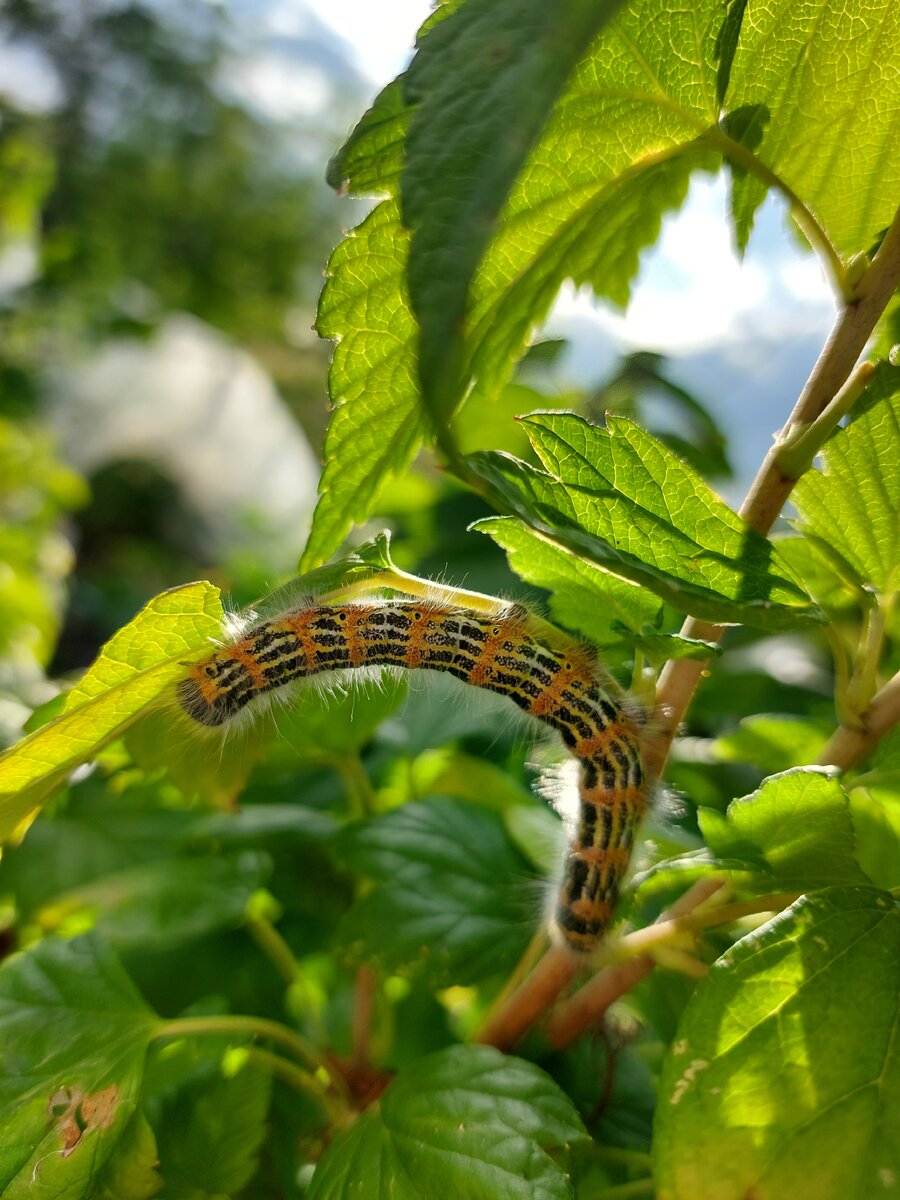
550;175;835;356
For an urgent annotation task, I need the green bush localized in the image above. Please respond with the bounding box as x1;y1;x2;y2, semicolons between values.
1;1;899;1197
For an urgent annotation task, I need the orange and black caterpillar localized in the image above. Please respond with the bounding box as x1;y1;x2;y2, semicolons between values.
178;598;646;954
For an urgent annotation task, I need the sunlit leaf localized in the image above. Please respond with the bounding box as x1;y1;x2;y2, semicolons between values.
794;364;900;597
698;768;870;887
401;0;626;433
471;412;819;630
0;582;223;841
655;888;900;1200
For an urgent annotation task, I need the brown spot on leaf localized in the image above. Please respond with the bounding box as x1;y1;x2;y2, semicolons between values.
48;1083;120;1157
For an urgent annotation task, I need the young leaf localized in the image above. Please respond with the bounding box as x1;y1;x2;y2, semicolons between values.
794;364;900;598
401;0;626;435
0;581;223;841
616;627;723;668
654;888;900;1200
335;798;538;986
309;1045;588;1200
0;934;157;1198
698;768;871;888
471;412;819;631
154;1060;272;1199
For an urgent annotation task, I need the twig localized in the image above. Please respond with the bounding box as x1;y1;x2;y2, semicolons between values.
647;202;900;780
472;945;581;1051
545;877;725;1049
246;913;303;988
352;965;377;1065
817;668;900;772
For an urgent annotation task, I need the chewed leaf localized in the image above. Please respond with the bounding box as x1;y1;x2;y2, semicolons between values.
0;935;156;1197
0;582;223;841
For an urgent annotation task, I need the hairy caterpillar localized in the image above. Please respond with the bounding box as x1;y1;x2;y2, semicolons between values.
178;595;646;954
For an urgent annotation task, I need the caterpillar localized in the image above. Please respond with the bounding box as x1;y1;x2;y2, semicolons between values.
178;595;646;954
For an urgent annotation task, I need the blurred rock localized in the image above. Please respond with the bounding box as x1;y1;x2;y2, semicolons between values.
47;315;319;570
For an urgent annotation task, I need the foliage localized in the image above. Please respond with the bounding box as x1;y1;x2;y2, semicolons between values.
0;0;898;1197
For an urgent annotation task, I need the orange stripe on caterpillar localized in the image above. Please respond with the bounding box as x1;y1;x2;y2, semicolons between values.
178;600;646;954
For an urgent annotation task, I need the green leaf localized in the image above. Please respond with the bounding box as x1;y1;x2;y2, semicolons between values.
615;626;723;668
654;887;900;1200
35;853;271;951
721;0;900;257
0;934;157;1199
473;515;661;650
849;785;900;893
186;803;338;849
273;674;408;757
154;1060;271;1199
401;0;626;435
794;364;900;597
91;1110;162;1200
308;0;899;557
327;78;407;194
409;748;536;813
307;0;720;561
309;1045;588;1200
472;411;819;631
125;706;270;807
301;199;425;570
504;804;564;877
335;798;537;985
713;714;831;775
698;768;871;888
0;582;223;841
775;534;867;618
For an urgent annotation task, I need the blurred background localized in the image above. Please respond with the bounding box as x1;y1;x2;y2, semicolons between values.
0;0;836;744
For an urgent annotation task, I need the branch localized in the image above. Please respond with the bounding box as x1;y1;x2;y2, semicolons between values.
817;668;900;772
472;945;581;1051
646;202;900;781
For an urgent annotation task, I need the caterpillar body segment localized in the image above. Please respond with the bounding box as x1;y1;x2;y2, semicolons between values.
179;599;646;954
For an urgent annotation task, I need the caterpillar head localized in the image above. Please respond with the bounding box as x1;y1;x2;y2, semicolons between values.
178;653;253;726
